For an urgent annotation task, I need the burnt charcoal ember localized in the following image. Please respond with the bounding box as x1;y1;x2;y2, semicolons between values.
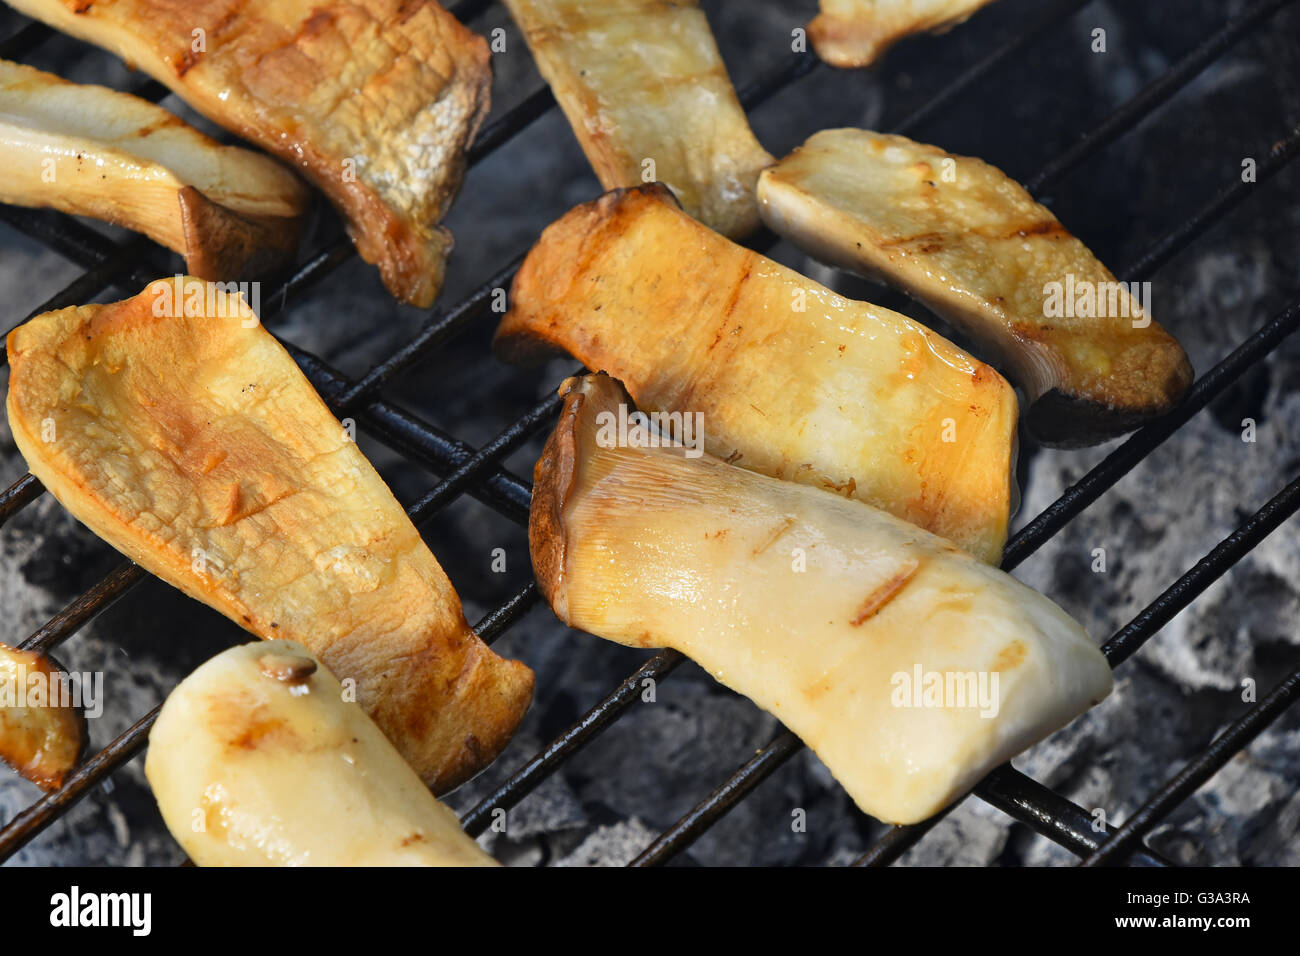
2;0;1299;866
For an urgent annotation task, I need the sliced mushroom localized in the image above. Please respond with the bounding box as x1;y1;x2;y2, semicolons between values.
0;58;308;280
9;0;492;307
496;184;1018;564
0;643;86;790
809;0;999;68
6;277;533;793
530;374;1113;825
502;0;773;238
146;640;498;866
758;129;1194;445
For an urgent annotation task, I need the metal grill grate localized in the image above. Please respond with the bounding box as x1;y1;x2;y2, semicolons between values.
0;0;1298;867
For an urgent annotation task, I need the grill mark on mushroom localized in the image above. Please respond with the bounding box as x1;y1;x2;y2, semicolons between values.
850;558;920;626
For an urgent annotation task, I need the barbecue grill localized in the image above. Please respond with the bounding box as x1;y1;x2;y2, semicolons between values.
0;0;1298;867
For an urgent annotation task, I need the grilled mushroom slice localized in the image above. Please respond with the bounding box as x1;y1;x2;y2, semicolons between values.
6;278;533;793
496;184;1018;564
0;58;308;280
8;0;491;307
758;129;1194;446
502;0;773;238
809;0;999;68
147;640;498;866
0;643;87;790
531;374;1113;825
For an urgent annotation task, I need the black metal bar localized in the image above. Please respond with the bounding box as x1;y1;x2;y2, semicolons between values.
1003;294;1300;571
450;0;496;25
893;0;1096;136
853;802;952;867
630;730;802;867
1122;124;1300;282
282;341;536;520
1081;664;1300;866
470;87;557;165
474;582;541;645
735;51;820;110
1103;473;1300;669
407;389;566;524
333;252;527;411
18;562;145;656
974;766;1174;866
1026;0;1296;194
0;473;42;528
461;650;685;837
19;237;157;328
0;207;161;278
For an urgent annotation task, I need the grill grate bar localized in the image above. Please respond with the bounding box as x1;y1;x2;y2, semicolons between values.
1081;664;1300;866
1102;472;1300;669
972;766;1174;865
630;730;803;867
333;251;526;411
0;207;164;282
893;0;1096;137
406;388;567;525
20;237;157;326
461;649;686;837
1025;0;1298;195
0;473;41;527
1004;294;1300;571
18;562;143;658
1122;125;1300;282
